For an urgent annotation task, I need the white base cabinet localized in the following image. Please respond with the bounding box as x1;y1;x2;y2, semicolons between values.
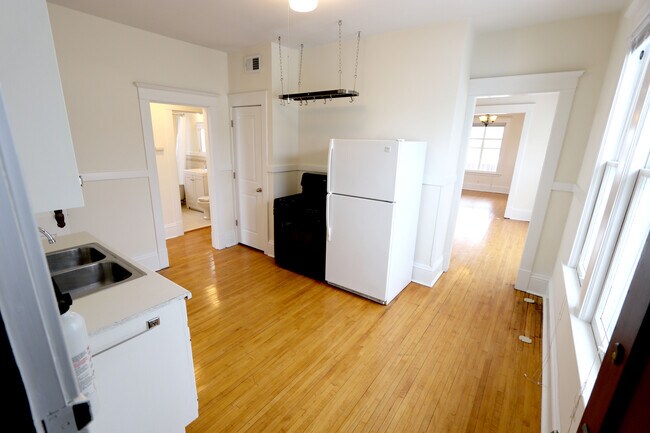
184;169;208;212
88;298;197;433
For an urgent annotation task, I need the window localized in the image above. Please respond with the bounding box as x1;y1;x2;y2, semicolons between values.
592;171;650;349
576;161;618;284
196;122;207;153
574;34;650;353
465;124;505;172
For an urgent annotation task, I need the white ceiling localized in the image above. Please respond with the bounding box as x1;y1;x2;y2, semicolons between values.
47;0;628;52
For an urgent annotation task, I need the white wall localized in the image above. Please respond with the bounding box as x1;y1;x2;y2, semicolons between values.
545;3;650;431
48;4;230;264
297;21;473;285
228;23;473;270
463;114;524;194
229;43;272;95
471;12;619;279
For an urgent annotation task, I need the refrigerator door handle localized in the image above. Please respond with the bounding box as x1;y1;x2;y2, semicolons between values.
326;193;331;241
327;140;334;192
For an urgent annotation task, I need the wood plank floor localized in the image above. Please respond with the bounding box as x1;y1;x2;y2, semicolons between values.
159;190;543;432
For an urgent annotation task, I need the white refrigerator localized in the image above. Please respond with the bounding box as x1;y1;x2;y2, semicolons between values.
325;139;426;304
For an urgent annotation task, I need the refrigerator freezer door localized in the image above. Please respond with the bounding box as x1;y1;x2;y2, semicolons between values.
325;194;394;302
328;139;399;202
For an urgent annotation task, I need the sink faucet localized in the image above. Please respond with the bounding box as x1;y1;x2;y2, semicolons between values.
38;226;56;244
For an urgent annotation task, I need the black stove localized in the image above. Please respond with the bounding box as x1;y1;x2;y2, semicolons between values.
273;173;327;280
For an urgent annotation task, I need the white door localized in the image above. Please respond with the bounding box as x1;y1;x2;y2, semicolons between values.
325;194;394;302
232;106;266;250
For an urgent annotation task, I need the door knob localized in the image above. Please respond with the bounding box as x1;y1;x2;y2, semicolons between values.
611;342;625;365
256;188;262;192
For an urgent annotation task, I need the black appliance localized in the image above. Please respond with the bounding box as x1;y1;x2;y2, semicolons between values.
274;173;327;280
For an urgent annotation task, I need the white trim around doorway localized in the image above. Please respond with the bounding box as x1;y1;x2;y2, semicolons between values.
135;82;237;269
445;71;584;294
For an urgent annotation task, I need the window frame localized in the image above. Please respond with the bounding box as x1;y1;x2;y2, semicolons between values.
571;37;650;353
591;169;650;350
465;122;506;174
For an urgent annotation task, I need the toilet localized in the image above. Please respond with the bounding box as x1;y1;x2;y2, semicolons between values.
197;196;210;220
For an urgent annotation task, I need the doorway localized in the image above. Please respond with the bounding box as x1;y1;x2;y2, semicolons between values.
445;71;583;296
231;105;267;251
469;103;542;221
136;83;237;269
457;96;559;271
150;103;212;238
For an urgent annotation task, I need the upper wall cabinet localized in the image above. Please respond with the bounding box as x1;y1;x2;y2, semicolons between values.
0;0;83;213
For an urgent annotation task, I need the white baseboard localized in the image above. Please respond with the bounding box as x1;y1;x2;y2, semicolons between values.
515;268;549;297
515;268;531;292
412;256;443;287
504;207;532;221
164;221;184;240
133;252;161;271
215;228;237;249
527;273;550;297
462;183;510;194
265;240;275;258
542;284;561;433
541;295;551;433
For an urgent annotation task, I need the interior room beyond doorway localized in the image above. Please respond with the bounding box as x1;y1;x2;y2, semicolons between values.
150;103;212;238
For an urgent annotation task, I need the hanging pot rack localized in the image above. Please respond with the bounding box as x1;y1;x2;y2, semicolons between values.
278;89;359;103
278;20;361;104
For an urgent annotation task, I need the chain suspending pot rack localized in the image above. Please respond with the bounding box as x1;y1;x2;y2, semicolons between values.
278;20;360;105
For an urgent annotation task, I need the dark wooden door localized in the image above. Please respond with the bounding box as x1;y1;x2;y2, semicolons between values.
579;233;650;432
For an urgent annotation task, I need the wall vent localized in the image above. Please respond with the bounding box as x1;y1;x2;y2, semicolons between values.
244;55;261;73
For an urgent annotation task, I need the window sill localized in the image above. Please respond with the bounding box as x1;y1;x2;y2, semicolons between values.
464;170;502;176
562;264;601;402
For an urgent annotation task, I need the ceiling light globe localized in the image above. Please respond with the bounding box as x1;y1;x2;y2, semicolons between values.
289;0;318;13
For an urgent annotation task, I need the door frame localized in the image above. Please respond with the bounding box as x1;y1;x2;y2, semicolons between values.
228;91;270;255
136;82;237;269
445;71;583;295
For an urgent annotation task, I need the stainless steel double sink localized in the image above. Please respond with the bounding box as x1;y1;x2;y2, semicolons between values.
46;243;144;299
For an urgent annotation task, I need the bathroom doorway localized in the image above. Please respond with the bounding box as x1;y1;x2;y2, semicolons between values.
150;103;212;238
137;83;237;269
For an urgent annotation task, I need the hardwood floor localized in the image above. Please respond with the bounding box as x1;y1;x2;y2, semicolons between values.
159;190;542;432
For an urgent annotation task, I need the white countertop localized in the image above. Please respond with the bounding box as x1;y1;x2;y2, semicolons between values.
43;232;190;336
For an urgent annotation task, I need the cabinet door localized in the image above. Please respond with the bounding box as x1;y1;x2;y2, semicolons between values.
89;300;198;433
0;0;83;213
184;174;195;209
195;174;206;198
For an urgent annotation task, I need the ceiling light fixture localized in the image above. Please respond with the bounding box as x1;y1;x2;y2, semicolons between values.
289;0;318;13
479;114;498;127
